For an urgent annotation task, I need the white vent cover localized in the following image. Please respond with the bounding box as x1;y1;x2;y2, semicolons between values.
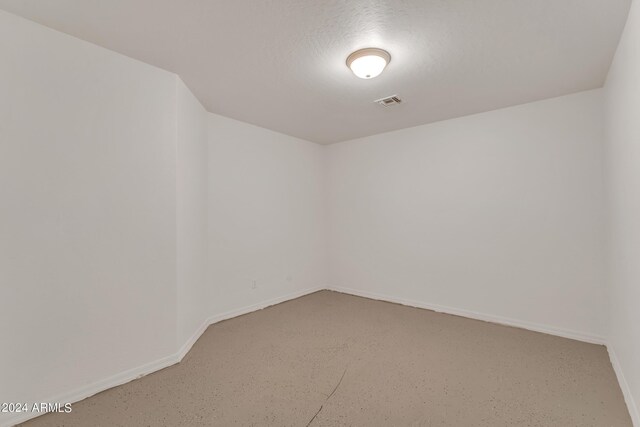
374;95;402;107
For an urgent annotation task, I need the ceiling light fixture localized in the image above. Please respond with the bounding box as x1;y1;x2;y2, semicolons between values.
346;48;391;79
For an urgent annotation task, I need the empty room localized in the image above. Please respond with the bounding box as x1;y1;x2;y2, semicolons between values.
1;1;639;426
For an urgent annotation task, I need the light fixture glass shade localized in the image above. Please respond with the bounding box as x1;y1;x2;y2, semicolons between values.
347;48;391;79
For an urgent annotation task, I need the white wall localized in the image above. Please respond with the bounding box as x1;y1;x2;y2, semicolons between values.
0;9;179;423
207;114;326;315
3;4;638;426
0;11;327;425
604;0;640;423
176;79;209;350
327;90;606;341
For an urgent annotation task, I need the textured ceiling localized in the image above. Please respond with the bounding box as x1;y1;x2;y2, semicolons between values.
0;0;631;144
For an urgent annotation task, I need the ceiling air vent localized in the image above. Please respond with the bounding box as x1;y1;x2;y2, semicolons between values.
374;95;402;107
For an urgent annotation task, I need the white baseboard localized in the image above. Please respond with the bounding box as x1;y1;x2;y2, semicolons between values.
3;286;323;427
1;353;180;427
206;286;324;326
176;286;324;361
176;317;211;362
326;285;606;345
608;345;640;426
327;287;640;423
7;285;632;427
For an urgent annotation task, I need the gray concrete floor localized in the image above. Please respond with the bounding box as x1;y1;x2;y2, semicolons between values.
20;290;631;426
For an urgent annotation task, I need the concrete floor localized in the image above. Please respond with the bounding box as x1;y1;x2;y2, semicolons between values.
20;291;631;426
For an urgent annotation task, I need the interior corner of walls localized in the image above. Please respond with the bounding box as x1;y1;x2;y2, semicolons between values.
176;313;210;362
602;1;640;425
5;285;326;427
177;285;325;362
325;90;608;348
607;344;640;426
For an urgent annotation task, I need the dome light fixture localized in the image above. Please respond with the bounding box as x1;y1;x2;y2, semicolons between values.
346;48;391;79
